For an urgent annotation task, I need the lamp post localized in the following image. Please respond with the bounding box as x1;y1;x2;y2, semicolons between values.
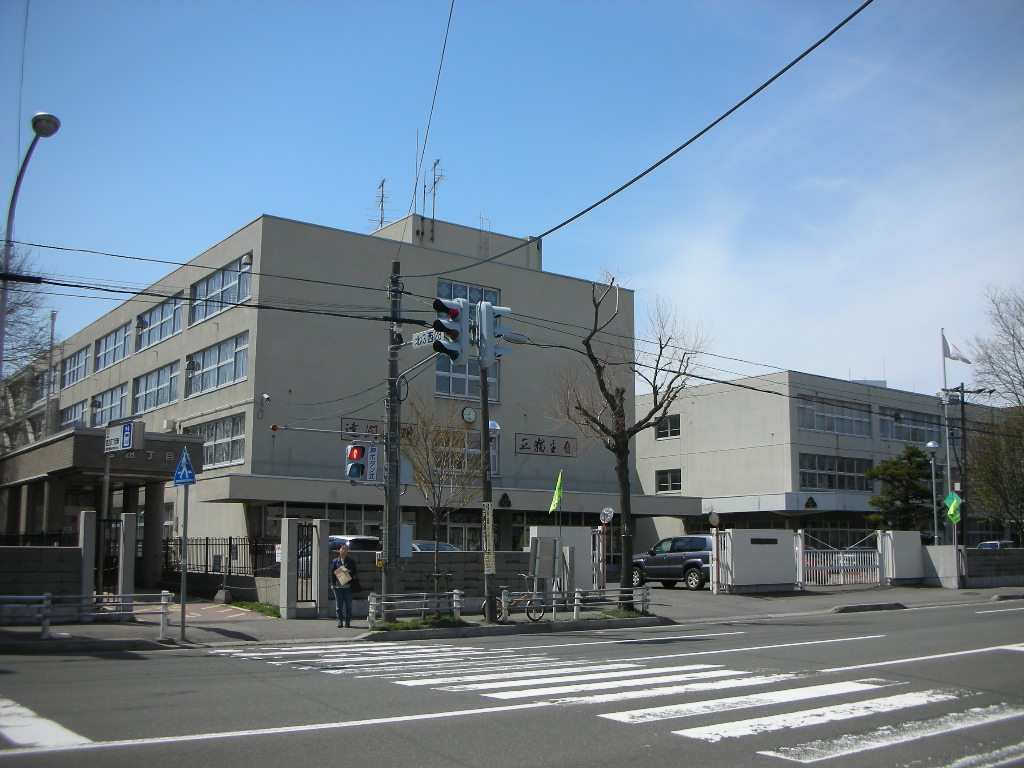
925;440;940;545
1;112;61;382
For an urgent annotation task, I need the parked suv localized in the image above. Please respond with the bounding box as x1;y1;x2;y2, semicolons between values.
631;534;713;590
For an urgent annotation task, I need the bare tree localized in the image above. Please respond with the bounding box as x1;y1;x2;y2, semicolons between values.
970;284;1024;407
970;411;1024;543
562;277;704;608
403;397;485;593
1;247;54;375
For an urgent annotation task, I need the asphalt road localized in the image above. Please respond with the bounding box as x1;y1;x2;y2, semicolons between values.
1;600;1022;768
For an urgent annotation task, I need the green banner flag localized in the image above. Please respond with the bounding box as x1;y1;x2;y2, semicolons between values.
945;491;962;524
548;470;563;514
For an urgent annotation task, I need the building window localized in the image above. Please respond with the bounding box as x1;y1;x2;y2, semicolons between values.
184;332;249;397
435;356;497;400
91;384;127;427
60;400;87;428
434;280;500;400
189;257;251;325
185;413;245;468
879;408;941;444
136;294;182;351
799;453;873;492
656;414;681;439
61;346;89;389
133;362;180;414
797;397;871;437
94;324;131;372
655;468;682;493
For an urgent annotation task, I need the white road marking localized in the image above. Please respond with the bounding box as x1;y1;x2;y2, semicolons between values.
0;702;553;758
553;673;803;705
0;697;91;748
933;740;1024;768
976;607;1024;614
600;679;891;724
395;662;646;687
821;643;1024;673
483;667;747;699
674;689;961;743
488;631;746;651
615;635;885;664
761;703;1024;763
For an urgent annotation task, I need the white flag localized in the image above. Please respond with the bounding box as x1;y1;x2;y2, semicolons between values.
942;334;971;364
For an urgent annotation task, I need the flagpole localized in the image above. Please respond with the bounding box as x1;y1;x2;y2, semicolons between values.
941;329;953;499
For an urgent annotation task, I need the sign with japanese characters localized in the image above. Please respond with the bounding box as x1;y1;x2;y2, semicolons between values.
515;433;577;458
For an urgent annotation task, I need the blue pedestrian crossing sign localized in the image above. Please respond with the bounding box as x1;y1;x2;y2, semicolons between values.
174;449;196;485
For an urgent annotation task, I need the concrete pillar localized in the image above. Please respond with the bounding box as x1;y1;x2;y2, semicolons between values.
79;510;96;599
119;513;138;595
279;517;298;619
315;519;331;618
0;486;14;533
17;484;30;532
140;482;166;588
42;477;66;532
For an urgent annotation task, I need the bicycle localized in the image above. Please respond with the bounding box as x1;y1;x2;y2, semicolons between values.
482;573;545;622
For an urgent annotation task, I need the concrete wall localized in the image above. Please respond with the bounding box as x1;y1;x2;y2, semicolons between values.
963;549;1024;587
881;530;924;582
722;529;798;592
0;547;81;596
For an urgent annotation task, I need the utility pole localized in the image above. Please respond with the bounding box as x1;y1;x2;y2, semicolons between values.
383;260;402;613
479;363;496;622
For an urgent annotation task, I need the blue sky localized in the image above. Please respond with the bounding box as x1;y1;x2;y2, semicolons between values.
2;0;1021;397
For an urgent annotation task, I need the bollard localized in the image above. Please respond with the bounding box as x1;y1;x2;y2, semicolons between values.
41;593;52;640
158;591;172;641
641;585;650;615
367;593;378;628
573;587;582;621
500;588;510;623
453;590;462;622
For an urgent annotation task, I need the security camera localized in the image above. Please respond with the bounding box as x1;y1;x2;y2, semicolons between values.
262;393;271;404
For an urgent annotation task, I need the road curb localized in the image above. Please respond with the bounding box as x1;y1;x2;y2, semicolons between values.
830;602;907;613
365;615;673;641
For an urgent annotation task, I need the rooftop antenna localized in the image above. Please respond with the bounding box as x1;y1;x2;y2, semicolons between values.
427;158;444;241
376;178;387;229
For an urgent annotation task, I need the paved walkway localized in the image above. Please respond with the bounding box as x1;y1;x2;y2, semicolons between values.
1;584;1021;653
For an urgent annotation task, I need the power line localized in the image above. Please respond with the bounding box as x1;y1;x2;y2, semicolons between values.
404;0;876;280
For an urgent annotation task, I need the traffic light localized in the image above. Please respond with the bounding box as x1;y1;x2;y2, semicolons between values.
478;301;513;369
345;443;368;480
432;297;470;362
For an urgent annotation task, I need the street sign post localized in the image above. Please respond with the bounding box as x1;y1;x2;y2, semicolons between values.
173;449;196;642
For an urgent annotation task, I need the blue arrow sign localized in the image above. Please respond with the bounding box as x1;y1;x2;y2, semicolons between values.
174;449;196;486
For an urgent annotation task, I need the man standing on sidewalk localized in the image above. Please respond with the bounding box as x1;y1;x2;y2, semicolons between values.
329;544;357;628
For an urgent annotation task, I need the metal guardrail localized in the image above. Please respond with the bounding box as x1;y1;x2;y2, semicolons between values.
0;591;175;641
367;590;464;627
498;585;650;622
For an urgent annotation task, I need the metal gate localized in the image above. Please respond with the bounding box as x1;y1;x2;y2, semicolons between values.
96;518;121;594
297;522;315;603
799;533;880;587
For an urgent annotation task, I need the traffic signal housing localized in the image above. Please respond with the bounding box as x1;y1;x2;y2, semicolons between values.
345;442;368;480
432;297;470;362
478;301;513;369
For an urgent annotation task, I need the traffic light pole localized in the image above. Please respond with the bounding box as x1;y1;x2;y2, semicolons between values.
383;260;402;617
479;364;497;623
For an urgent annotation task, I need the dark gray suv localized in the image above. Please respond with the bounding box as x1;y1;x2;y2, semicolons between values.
631;534;712;590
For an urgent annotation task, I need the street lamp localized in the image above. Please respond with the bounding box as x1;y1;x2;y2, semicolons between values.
925;440;940;545
1;111;61;381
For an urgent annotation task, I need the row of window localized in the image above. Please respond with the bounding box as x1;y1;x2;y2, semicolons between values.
58;257;251;390
654;400;942;446
59;332;249;428
655;453;875;495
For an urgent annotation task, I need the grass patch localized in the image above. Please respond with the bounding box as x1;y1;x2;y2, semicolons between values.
602;608;651;619
230;600;281;618
370;614;472;631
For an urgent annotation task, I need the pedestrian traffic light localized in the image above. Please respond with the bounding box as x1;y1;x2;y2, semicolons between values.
432;297;470;362
345;443;368;480
478;301;513;369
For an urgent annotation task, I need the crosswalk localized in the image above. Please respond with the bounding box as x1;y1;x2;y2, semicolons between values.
211;641;1024;764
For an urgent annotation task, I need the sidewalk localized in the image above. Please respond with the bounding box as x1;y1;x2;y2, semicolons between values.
1;585;1021;654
